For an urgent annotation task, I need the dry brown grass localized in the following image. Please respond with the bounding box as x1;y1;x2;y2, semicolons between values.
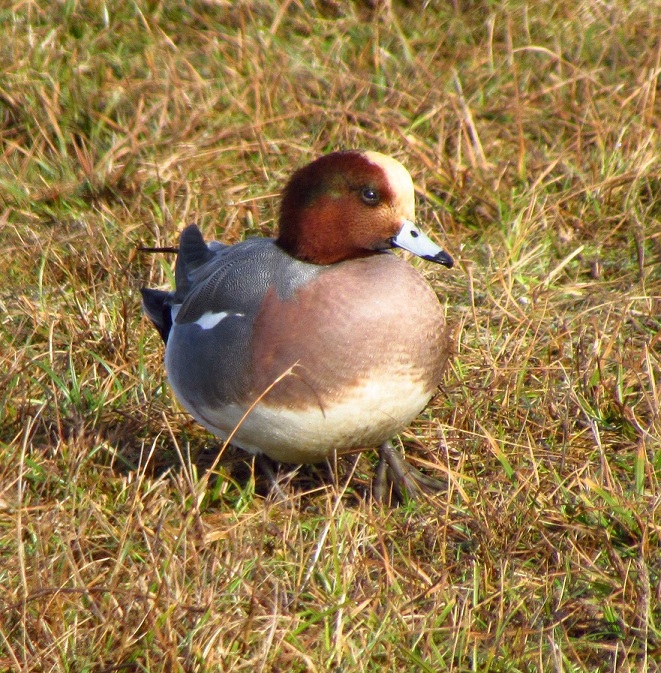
1;1;660;671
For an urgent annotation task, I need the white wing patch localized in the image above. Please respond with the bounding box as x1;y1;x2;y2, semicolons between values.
194;310;244;330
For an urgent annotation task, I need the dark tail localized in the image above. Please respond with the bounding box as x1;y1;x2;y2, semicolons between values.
141;225;219;344
141;288;173;344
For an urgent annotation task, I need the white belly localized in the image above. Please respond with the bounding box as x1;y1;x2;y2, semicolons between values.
185;375;433;464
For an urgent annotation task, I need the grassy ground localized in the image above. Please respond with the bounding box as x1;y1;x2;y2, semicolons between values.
1;1;660;671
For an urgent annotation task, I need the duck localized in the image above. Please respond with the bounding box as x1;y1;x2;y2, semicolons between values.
141;150;454;501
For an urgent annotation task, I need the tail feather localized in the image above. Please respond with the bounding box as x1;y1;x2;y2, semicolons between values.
141;288;173;344
142;225;222;344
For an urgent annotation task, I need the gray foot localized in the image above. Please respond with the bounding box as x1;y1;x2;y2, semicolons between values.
255;454;292;502
373;440;446;503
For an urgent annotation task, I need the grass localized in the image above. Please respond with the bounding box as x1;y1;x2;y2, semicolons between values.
1;0;660;670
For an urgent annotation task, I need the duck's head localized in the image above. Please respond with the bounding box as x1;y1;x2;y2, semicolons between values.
276;150;454;267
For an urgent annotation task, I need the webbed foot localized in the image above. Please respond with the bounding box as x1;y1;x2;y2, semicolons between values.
373;440;446;504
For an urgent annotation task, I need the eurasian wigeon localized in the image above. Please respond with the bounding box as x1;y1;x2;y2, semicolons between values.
142;150;454;500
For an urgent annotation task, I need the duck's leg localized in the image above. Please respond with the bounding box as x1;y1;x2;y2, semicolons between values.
255;454;290;502
373;439;446;503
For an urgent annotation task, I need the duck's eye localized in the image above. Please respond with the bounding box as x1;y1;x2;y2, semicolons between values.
361;187;380;206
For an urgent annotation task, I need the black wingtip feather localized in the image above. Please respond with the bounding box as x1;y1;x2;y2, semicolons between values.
175;225;216;294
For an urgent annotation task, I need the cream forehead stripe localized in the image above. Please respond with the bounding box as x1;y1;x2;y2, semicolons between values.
364;151;416;220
